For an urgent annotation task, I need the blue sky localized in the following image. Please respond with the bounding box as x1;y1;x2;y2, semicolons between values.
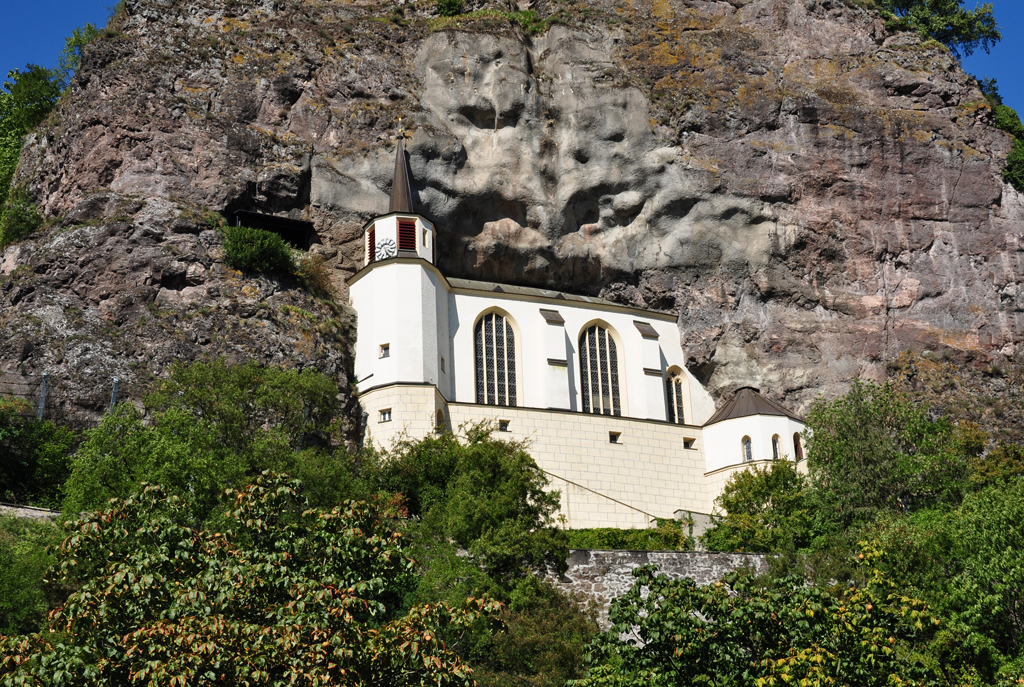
0;0;1021;111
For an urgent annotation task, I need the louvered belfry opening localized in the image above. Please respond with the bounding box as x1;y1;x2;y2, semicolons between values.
579;325;621;416
474;313;517;407
397;218;417;251
666;373;685;424
366;226;376;263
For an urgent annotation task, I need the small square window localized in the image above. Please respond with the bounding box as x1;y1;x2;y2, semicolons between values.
379;408;392;423
683;439;695;450
379;344;390;359
609;431;621;444
499;420;510;432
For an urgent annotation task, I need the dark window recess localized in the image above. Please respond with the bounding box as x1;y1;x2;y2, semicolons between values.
233;210;315;250
398;219;417;251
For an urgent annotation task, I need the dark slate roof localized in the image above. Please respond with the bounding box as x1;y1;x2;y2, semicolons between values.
389;138;415;214
447;277;621;308
704;387;804;427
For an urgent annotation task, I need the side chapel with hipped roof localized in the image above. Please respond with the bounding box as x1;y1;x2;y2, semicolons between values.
347;141;807;528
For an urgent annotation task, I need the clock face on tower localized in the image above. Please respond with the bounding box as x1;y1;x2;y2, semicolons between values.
375;238;397;261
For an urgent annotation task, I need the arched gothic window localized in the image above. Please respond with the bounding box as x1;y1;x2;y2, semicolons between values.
742;436;753;462
793;433;804;462
475;313;517;406
666;371;685;424
772;434;781;461
579;325;621;416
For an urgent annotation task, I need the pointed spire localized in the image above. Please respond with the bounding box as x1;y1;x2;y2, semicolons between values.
389;138;414;214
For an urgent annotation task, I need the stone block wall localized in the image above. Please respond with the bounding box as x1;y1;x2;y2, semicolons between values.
0;503;59;520
550;549;768;627
448;401;710;527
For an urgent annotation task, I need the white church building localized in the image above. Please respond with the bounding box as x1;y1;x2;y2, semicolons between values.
347;141;807;529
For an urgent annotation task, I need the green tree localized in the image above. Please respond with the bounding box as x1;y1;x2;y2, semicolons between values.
879;0;999;58
0;474;499;687
373;426;569;589
0;65;61;212
56;24;99;89
872;481;1024;663
700;460;813;553
0;184;43;248
63;359;349;517
571;557;938;687
805;379;983;529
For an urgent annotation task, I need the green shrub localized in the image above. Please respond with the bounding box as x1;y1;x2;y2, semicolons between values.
568;519;691;551
437;0;463;17
0;184;43;247
295;252;335;299
0;397;75;509
221;224;295;274
0;516;63;635
994;104;1024;140
1005;138;1024;192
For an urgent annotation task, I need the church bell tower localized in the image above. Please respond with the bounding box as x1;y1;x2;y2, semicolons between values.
363;138;436;265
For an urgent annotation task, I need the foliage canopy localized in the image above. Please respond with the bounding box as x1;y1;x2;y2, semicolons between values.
571;558;938;687
877;0;999;58
1;474;500;687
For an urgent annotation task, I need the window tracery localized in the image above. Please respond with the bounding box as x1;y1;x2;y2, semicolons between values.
474;312;517;406
580;325;621;416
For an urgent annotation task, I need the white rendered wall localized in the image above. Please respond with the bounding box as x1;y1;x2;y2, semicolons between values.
446;289;716;425
701;414;806;474
365;214;435;263
350;261;450;397
350;257;717;426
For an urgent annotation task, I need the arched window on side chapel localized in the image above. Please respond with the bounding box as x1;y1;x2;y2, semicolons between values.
742;436;753;462
475;312;517;406
579;325;621;416
666;371;685;424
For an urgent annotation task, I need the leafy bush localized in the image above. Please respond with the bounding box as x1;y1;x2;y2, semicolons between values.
437;0;464;17
568;519;691;551
473;577;599;687
1;474;500;686
0;184;43;248
870;482;1024;676
221;224;295;274
63;359;346;518
0;397;75;509
700;460;812;553
0;517;63;636
295;252;335;298
1005;139;1024;192
571;559;938;687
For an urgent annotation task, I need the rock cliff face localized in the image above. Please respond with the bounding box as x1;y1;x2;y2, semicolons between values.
1;0;1021;419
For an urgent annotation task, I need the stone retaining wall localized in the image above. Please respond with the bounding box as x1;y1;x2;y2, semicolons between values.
0;503;59;520
550;549;769;627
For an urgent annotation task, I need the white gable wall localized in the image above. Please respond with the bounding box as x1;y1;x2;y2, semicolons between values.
447;288;715;424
